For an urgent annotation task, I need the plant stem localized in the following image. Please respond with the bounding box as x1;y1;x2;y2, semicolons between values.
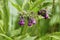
52;0;55;14
51;0;55;40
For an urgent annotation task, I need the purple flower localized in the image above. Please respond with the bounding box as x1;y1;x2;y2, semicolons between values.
28;18;36;26
44;13;49;19
28;19;32;26
38;9;49;19
38;9;46;15
28;23;32;26
19;19;25;26
31;19;36;24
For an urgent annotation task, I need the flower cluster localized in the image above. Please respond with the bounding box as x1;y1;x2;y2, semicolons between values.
28;17;36;26
38;9;49;19
18;9;49;26
19;16;36;26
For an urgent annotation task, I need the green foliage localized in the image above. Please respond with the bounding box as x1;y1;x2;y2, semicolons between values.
0;11;2;19
50;14;60;26
0;1;10;38
0;0;60;40
10;0;22;11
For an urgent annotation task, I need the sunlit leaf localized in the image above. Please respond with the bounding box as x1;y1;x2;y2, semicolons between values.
14;33;36;40
10;28;21;37
10;1;22;11
0;33;13;40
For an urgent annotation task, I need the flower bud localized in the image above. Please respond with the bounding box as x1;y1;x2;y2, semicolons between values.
19;17;25;26
28;23;32;26
44;13;49;19
28;18;32;26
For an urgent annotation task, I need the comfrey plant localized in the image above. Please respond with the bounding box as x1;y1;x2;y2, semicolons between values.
18;9;49;26
18;11;37;26
1;0;60;40
10;0;51;38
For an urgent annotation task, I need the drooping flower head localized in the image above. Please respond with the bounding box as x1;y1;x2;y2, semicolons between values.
38;9;46;15
28;17;32;26
28;17;36;26
44;13;49;19
19;16;25;26
31;18;36;24
38;9;49;19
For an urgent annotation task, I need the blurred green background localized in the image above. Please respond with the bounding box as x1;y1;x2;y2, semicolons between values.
0;0;60;40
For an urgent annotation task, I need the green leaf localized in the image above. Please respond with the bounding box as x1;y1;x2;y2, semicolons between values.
50;14;60;26
41;2;52;8
24;3;30;11
14;33;36;40
10;28;21;37
0;33;13;40
16;0;24;7
49;32;60;40
0;20;5;33
10;1;22;11
30;0;45;10
38;32;60;40
32;2;52;12
3;0;10;33
22;0;29;10
49;35;60;40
